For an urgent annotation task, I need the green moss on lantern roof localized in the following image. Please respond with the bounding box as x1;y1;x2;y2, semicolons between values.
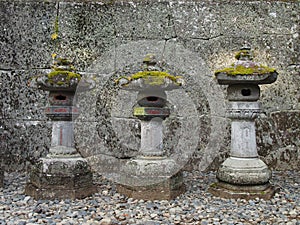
46;57;81;85
131;71;180;82
215;65;276;76
47;70;81;80
47;69;81;86
116;71;182;86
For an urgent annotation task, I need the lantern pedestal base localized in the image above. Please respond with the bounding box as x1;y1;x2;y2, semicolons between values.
25;156;96;200
117;158;185;200
208;182;276;200
216;157;271;185
25;183;96;200
116;172;185;201
210;157;276;200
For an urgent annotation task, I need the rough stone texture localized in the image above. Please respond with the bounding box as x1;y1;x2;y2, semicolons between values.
25;157;97;200
257;110;300;170
116;172;185;201
58;2;116;71
0;70;48;120
0;0;299;174
0;118;51;171
209;182;276;200
216;157;271;185
0;1;57;70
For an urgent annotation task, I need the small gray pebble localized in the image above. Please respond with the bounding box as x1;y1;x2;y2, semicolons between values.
17;222;26;225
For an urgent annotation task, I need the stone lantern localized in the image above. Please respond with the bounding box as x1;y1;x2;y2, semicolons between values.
25;58;96;199
116;54;185;200
209;45;278;199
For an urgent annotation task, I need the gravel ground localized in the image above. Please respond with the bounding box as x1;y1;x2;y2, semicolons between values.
0;171;299;225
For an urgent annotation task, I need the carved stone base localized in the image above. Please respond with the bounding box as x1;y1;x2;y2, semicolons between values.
25;156;96;200
217;157;271;185
208;181;276;200
116;172;185;201
25;183;96;200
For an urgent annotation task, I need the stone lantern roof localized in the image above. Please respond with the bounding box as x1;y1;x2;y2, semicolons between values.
30;57;94;92
215;45;278;85
116;54;184;91
39;58;81;90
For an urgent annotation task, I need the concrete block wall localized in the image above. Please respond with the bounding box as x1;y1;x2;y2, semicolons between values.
0;0;299;172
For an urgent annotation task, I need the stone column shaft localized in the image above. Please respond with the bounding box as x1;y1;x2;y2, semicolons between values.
49;121;78;156
227;101;261;158
51;121;75;148
231;120;257;158
140;119;163;157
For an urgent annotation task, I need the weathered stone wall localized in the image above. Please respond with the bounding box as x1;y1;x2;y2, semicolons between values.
0;0;299;172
